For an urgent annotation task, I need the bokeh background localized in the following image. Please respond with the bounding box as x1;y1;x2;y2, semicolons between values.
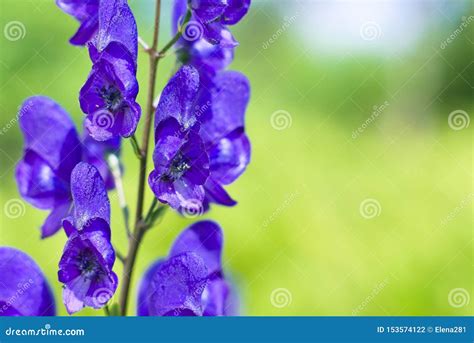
0;0;472;316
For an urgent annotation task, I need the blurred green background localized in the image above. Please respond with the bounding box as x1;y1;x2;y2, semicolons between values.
0;0;472;316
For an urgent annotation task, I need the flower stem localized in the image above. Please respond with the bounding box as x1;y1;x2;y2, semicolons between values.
107;154;131;238
119;0;162;316
158;9;191;57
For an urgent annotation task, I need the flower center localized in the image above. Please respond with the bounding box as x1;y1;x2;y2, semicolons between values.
99;85;122;112
162;153;191;181
76;249;102;279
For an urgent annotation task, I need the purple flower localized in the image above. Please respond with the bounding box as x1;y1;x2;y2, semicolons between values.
175;0;251;48
15;96;120;238
56;0;99;46
198;70;251;210
80;43;141;141
149;66;250;213
173;0;234;77
149;66;210;211
137;221;238;316
0;247;55;316
58;162;117;314
16;96;82;238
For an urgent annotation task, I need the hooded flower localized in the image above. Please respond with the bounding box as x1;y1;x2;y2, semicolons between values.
149;66;210;211
173;0;235;78
198;70;251;210
179;0;251;47
58;162;117;314
56;0;99;46
80;0;140;141
80;43;140;141
149;65;250;213
137;221;238;316
15;96;121;238
0;247;56;316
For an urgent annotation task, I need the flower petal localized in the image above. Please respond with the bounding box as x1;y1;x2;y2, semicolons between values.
0;247;55;316
70;162;110;228
90;0;138;63
170;220;223;277
155;65;200;128
148;252;208;316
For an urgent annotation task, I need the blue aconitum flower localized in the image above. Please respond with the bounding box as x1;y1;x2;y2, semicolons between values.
56;0;99;46
80;0;141;141
137;221;238;316
15;96;120;238
186;0;251;47
149;65;250;213
149;66;209;211
172;0;236;78
58;162;118;314
0;247;56;316
197;70;251;210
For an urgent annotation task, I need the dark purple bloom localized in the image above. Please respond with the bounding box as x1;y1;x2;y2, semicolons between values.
0;247;55;316
149;67;210;211
80;43;141;141
58;162;117;314
137;221;238;316
173;0;234;77
174;0;250;48
56;0;99;46
15;96;120;238
15;96;82;238
199;70;251;209
149;65;250;213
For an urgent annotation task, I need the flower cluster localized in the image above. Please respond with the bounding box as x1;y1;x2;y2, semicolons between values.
7;0;251;317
